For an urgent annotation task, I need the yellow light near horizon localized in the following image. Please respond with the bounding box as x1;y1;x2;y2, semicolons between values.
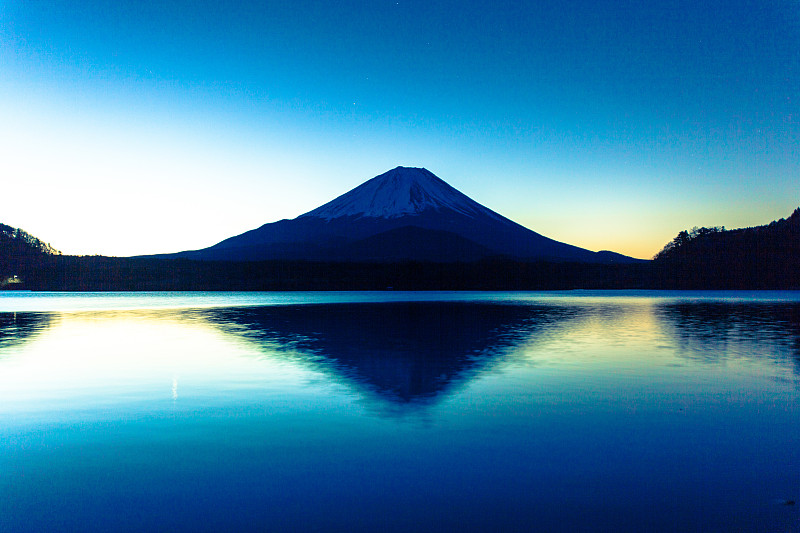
0;311;315;409
0;99;324;256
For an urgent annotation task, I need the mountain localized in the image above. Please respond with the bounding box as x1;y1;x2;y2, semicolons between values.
171;166;639;263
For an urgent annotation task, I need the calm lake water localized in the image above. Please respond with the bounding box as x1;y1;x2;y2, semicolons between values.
1;291;798;532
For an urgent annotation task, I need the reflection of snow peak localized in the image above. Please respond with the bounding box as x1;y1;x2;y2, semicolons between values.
300;166;503;221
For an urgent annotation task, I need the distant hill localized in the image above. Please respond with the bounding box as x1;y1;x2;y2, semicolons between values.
0;223;59;287
0;224;58;257
165;166;641;264
652;208;800;288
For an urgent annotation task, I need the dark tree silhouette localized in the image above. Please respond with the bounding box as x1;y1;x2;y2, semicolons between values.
0;223;59;256
652;208;800;288
653;226;724;260
0;223;60;287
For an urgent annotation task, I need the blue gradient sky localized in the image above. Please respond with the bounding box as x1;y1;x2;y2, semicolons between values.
1;0;797;258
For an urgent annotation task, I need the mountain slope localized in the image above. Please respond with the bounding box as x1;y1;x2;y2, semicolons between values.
302;167;504;221
174;166;639;263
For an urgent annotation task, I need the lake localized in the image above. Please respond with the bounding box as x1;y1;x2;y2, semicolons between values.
1;291;798;532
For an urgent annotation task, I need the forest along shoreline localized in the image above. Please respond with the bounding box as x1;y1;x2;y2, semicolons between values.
1;208;798;291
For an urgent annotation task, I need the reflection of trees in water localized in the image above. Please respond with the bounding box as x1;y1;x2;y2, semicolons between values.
203;302;580;407
655;303;800;375
0;312;54;353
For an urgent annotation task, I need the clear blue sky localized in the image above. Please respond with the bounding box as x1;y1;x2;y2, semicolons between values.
1;0;797;258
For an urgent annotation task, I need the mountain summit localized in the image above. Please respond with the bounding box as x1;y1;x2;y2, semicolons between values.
173;166;637;263
302;166;503;221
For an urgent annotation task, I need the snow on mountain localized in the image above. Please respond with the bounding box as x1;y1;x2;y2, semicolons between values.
300;166;504;221
164;166;641;264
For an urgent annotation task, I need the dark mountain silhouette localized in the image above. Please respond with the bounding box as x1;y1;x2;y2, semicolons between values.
652;207;800;288
4;182;796;291
167;166;640;263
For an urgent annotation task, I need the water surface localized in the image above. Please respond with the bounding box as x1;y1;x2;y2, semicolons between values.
1;291;798;532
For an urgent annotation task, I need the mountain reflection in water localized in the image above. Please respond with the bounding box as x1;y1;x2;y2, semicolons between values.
1;298;798;403
202;302;581;405
1;294;799;532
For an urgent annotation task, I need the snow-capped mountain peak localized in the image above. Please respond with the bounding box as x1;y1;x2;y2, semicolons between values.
300;166;503;221
171;165;639;264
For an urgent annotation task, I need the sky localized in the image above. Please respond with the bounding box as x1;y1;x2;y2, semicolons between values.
1;0;797;259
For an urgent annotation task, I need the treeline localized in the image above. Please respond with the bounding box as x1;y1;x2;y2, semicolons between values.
0;223;59;258
0;223;60;287
4;252;796;291
651;207;799;289
6;255;652;291
2;210;798;291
